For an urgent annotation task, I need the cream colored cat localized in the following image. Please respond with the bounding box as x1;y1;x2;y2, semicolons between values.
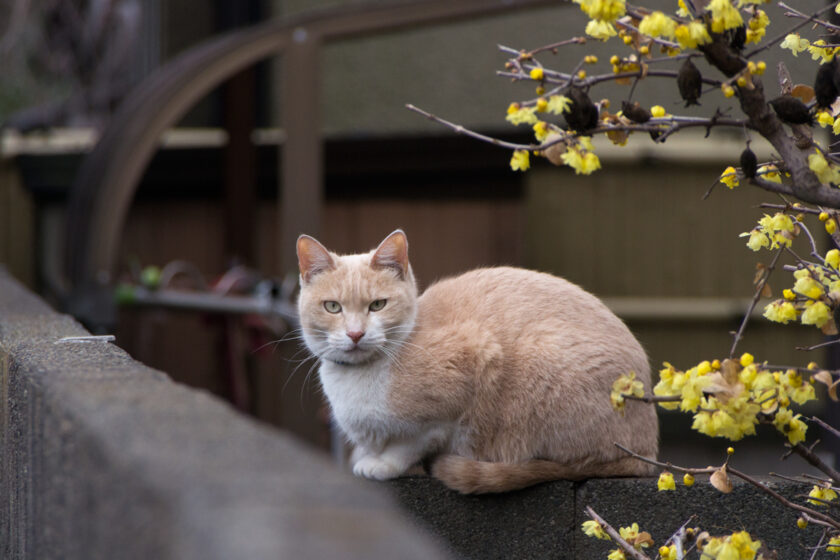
297;229;658;493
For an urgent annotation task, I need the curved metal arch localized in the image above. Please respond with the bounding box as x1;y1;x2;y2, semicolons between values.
62;0;557;324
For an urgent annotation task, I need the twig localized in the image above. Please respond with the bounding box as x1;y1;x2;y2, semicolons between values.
614;442;716;475
808;529;828;560
811;416;840;442
729;247;784;358
727;465;840;530
797;339;840;352
405;104;534;151
788;442;840;486
584;506;650;560
622;393;681;404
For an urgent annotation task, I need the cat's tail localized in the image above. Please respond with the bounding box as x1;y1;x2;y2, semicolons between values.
429;454;653;494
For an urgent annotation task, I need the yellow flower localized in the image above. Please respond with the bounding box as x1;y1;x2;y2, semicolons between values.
741;229;768;252
793;273;824;300
618;522;639;540
780;33;809;56
797;517;808;529
707;0;744;33
650;105;666;118
659;545;677;560
739;353;754;367
607;549;626;560
828;536;840;553
783;288;796;300
561;147;601;175
533;121;549;142
818;111;836;128
745;10;769;45
722;84;736;98
535;98;548;113
757;164;781;183
801;301;831;328
763;301;797;324
834;118;840;136
774;408;808;445
510;150;530;172
829;219;838;234
639;11;677;39
581;519;611;540
547;95;572;115
809;39;838;64
683;473;695;487
529;67;544;81
674;21;712;49
506;106;538;126
827;249;840;269
809;151;840;185
657;471;676;491
808;485;838;506
586;19;618;40
574;0;626;22
719;166;739;188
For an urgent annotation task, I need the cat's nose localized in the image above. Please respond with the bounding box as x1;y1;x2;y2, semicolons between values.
347;331;365;344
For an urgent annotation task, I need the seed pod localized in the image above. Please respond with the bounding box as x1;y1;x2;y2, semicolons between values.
621;101;651;124
740;146;757;179
769;94;812;125
677;59;702;107
728;25;746;51
815;59;840;109
563;86;599;132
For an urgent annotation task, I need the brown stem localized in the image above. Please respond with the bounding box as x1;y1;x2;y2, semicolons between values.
790;442;840;485
729;247;784;358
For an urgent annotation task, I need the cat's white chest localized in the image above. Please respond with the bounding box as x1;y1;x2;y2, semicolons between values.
318;361;397;446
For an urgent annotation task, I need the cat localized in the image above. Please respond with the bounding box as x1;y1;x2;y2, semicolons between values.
296;229;658;493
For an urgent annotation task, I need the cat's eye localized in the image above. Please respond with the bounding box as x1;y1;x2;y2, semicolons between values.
323;301;342;314
369;299;387;312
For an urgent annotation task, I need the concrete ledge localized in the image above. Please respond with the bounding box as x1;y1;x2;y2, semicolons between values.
389;475;826;559
0;268;448;560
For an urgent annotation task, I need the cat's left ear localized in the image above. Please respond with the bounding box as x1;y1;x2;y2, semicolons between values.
371;229;410;279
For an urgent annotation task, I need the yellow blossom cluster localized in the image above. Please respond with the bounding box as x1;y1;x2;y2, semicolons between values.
808;150;840;185
700;531;762;560
613;353;819;443
764;258;840;331
707;0;744;33
781;34;839;63
574;0;625;40
745;10;769;45
807;484;838;506
674;21;711;50
739;213;796;252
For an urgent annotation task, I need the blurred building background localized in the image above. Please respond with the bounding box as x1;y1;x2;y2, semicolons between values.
0;0;832;471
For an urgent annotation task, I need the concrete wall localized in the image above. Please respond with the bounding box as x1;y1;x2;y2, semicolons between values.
0;266;447;560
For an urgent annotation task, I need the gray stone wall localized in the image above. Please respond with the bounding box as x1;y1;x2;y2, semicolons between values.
0;267;446;560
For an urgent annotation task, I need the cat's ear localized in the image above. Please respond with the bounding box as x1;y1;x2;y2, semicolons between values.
297;235;336;283
371;229;410;279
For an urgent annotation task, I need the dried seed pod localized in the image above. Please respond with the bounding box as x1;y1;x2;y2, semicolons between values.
563;86;599;132
740;146;757;179
621;101;651;124
815;59;840;109
769;94;812;125
728;24;746;51
677;59;702;107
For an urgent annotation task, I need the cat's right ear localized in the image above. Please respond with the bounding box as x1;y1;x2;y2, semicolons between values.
297;235;336;283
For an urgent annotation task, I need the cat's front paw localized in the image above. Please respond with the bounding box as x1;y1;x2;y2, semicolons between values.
352;455;403;480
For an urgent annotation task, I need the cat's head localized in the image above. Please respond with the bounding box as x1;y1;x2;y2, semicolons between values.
296;230;418;366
